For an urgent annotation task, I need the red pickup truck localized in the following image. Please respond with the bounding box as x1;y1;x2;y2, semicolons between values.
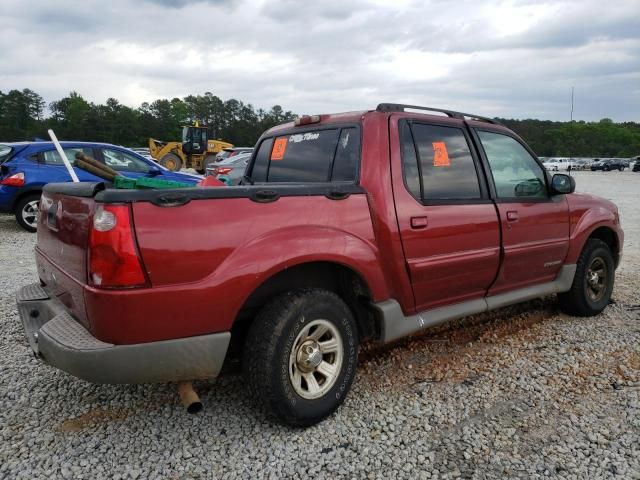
17;103;623;426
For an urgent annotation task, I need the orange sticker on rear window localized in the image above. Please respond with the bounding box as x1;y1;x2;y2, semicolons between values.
271;137;288;160
432;141;450;167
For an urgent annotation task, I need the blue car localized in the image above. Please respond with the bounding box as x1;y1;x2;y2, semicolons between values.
0;141;201;231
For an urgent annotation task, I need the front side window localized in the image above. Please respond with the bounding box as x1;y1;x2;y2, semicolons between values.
42;147;93;166
250;127;359;183
477;130;547;199
401;122;482;201
102;148;150;173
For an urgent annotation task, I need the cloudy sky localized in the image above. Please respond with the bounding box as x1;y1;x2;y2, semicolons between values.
1;0;638;121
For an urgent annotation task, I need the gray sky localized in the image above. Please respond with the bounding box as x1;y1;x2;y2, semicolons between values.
1;0;638;121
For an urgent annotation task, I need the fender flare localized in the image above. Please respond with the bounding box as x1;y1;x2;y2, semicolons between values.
565;208;619;264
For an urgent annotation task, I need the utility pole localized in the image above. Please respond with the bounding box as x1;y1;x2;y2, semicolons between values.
569;86;575;170
570;86;574;122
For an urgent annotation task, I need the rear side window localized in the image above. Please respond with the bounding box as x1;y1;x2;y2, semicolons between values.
250;127;359;183
42;148;93;166
0;145;12;164
401;122;481;201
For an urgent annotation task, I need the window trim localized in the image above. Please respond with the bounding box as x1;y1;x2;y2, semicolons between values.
247;123;362;185
399;119;490;206
471;127;552;203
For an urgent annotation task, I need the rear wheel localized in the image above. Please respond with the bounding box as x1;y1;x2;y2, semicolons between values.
203;155;217;174
243;289;359;427
618;166;624;171
558;239;615;316
159;153;182;171
14;193;41;232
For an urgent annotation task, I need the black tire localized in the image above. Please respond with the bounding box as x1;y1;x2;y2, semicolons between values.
558;239;615;316
603;165;610;171
14;193;41;232
243;289;359;427
159;153;182;171
618;166;624;171
203;155;217;173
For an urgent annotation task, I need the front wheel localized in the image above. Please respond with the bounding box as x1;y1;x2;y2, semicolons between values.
243;289;359;427
15;193;41;232
558;239;615;316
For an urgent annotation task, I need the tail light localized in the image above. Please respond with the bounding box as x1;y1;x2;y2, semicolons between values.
0;172;25;186
88;204;148;288
294;115;321;126
216;167;233;175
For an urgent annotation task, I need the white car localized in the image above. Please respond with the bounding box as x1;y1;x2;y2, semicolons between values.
544;158;578;171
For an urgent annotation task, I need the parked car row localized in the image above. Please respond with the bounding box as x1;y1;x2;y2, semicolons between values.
0;142;200;231
590;158;627;171
542;157;635;172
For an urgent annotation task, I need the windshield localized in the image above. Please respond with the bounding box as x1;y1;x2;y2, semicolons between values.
0;144;12;164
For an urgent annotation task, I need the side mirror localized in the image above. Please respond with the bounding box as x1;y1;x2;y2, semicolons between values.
147;166;161;176
550;174;575;195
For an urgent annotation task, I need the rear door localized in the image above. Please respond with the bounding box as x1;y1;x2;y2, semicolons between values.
390;116;501;311
472;128;570;294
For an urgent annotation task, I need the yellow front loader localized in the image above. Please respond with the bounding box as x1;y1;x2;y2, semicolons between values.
148;123;233;173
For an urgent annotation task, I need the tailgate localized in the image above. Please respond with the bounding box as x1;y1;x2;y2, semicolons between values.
35;183;102;328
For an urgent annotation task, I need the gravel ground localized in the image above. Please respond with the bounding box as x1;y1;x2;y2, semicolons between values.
0;171;638;479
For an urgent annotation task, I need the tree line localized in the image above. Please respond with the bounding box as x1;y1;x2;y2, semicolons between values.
1;88;638;157
0;89;296;147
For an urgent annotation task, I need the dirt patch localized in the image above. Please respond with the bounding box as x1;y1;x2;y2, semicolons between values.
57;407;131;432
359;302;553;389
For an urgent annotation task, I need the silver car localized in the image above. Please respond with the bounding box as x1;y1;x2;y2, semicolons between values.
206;152;252;185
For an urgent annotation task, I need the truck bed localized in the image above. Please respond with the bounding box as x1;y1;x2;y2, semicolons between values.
35;182;381;345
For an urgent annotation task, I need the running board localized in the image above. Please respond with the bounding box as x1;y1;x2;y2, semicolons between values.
373;264;576;343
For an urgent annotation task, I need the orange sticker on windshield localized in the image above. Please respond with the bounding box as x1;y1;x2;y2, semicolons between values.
432;142;450;167
271;137;288;160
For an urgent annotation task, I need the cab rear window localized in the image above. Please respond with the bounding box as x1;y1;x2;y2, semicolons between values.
250;127;359;183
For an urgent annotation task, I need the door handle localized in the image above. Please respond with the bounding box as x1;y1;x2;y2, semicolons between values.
506;210;519;222
410;216;428;229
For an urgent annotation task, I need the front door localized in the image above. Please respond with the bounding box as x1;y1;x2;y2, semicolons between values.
473;128;570;295
391;117;501;312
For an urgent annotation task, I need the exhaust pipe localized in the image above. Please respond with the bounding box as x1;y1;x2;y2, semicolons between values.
177;382;203;414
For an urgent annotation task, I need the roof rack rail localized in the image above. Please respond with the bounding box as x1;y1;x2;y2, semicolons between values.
376;103;501;125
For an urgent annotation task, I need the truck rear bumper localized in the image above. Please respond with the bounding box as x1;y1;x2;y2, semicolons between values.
16;283;230;384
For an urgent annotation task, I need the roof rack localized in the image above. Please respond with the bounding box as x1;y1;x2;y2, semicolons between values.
376;103;501;125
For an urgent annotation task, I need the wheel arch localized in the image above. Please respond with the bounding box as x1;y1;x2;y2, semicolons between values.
11;187;43;211
228;261;381;360
588;226;620;267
